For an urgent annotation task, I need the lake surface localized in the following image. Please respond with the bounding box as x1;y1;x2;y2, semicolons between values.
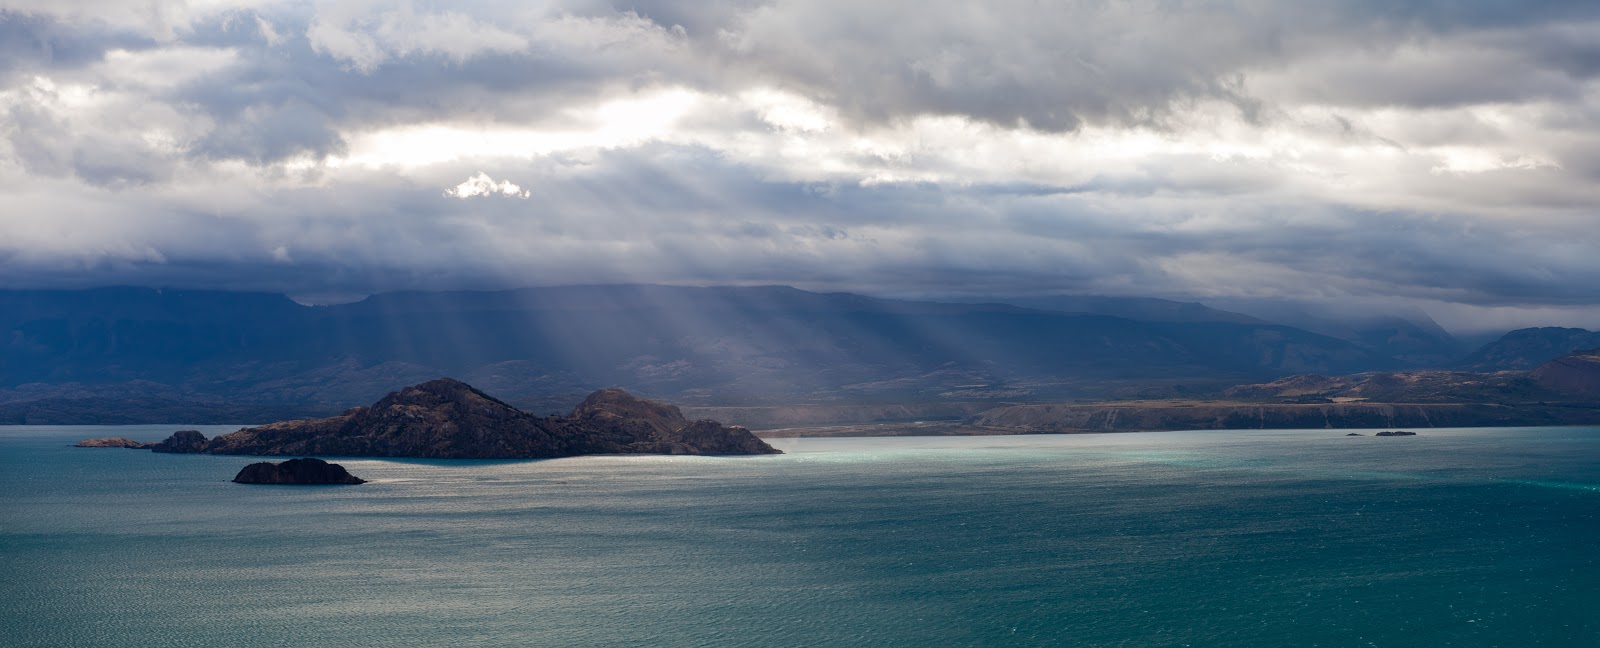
3;425;1598;646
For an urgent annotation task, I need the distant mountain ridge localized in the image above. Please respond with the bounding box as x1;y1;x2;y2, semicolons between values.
983;294;1471;367
0;284;1470;420
1192;299;1466;366
976;295;1266;324
1459;327;1600;371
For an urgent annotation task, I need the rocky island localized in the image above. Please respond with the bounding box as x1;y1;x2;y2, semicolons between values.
1375;430;1418;436
108;378;780;459
74;437;151;448
233;458;365;485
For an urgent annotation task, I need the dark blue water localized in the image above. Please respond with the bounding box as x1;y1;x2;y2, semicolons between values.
3;426;1597;646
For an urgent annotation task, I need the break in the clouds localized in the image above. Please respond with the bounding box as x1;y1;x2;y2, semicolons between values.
3;0;1600;331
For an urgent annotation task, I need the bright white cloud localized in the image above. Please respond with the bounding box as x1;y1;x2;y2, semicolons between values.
444;172;530;199
336;88;705;168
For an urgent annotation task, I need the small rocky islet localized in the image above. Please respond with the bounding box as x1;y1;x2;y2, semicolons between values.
78;378;780;460
233;458;365;485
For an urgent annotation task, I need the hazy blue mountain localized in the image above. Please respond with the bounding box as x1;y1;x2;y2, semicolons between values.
300;285;1395;397
0;288;306;385
973;295;1266;325
987;294;1467;367
0;285;1397;418
1459;327;1600;371
1200;299;1466;366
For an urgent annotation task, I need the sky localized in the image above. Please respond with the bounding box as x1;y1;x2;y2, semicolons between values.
2;1;1600;332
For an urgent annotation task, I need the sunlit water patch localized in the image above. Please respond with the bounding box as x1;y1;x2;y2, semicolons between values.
3;425;1597;646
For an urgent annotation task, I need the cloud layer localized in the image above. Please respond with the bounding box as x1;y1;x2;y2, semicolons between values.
3;1;1600;330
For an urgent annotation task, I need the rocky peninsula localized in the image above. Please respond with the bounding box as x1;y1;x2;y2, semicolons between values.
111;379;780;459
233;458;365;485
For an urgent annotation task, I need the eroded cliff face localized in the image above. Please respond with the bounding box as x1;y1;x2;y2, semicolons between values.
1531;350;1600;399
137;379;779;459
968;401;1600;432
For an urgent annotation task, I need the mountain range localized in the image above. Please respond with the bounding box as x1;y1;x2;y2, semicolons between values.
1;285;1595;424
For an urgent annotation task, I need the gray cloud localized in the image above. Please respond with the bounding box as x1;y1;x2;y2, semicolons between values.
1;0;1599;330
1;141;1591;306
700;0;1600;129
0;11;150;83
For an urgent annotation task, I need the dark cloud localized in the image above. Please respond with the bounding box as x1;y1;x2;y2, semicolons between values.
0;11;152;83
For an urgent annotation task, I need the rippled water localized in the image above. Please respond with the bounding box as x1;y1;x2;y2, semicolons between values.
3;426;1598;646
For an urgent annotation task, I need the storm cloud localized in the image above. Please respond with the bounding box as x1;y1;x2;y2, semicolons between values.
2;0;1600;331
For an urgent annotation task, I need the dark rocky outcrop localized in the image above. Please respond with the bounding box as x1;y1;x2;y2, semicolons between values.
565;389;782;455
1345;433;1363;436
233;458;365;485
149;429;209;453
145;379;780;459
1375;430;1417;436
74;437;152;448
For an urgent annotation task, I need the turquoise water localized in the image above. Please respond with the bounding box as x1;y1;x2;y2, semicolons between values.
3;426;1598;646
